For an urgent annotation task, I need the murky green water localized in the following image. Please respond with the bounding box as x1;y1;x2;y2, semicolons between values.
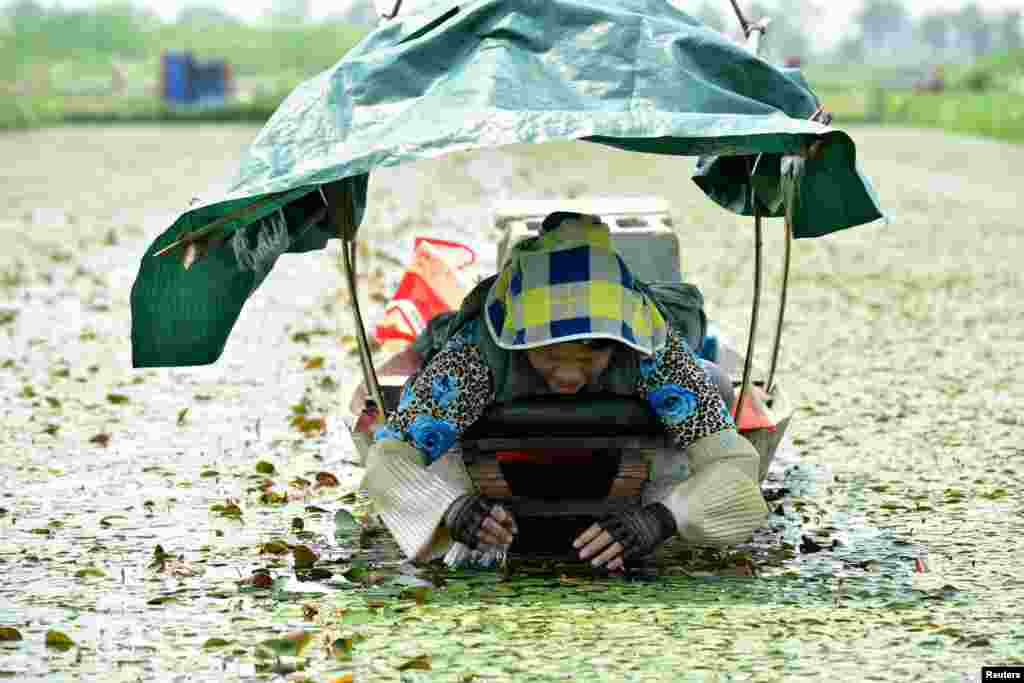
2;125;1023;681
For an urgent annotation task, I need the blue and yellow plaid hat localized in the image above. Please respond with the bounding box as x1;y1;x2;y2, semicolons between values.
484;213;668;355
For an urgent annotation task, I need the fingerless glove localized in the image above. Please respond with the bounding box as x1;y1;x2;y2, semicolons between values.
444;494;494;549
598;502;678;559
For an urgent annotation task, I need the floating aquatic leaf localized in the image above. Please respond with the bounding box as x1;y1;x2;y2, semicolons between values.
106;393;130;405
89;433;111;448
239;572;274;590
397;654;431;671
334;509;360;536
210;500;243;519
291;415;327;436
0;627;22;642
261;540;291;555
304;356;325;370
42;423;60;436
176;408;190;426
202;638;233;649
45;396;61;409
200;469;219;478
75;567;106;579
29;528;51;536
99;515;128;528
45;630;74;651
316;472;339;488
256;630;313;658
255;461;276;475
292;517;304;531
19;385;36;399
292;545;318;569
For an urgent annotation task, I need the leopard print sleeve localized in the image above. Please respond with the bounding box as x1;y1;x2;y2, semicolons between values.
373;319;495;464
636;328;735;449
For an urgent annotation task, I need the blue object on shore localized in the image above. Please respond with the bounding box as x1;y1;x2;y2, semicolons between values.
161;51;228;106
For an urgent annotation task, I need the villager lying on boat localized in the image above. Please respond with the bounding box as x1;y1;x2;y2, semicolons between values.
362;213;768;570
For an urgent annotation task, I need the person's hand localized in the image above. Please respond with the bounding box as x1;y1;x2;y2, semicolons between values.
444;494;518;549
573;503;678;571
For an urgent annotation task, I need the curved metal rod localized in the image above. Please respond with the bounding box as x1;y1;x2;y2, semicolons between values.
735;204;763;427
765;201;793;395
341;235;387;421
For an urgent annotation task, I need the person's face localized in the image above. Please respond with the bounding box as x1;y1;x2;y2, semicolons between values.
525;342;615;394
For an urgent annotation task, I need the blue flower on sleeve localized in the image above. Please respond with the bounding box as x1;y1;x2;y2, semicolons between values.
648;384;699;425
431;375;460;409
721;403;735;426
373;424;407;443
398;383;416;412
639;355;658;380
407;415;458;463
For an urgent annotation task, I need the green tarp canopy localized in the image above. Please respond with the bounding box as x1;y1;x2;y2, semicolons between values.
131;0;883;368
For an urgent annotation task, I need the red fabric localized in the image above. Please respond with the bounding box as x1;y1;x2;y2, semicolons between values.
375;237;477;344
731;384;777;432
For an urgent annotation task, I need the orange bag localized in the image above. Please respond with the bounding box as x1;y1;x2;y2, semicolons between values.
375;237;477;344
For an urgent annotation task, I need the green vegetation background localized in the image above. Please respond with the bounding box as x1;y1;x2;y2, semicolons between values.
2;5;1022;143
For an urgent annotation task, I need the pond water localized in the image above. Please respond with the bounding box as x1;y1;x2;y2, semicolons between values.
1;125;1022;682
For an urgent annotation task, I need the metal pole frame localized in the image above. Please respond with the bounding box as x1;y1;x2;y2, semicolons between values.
734;194;763;428
765;200;793;395
320;185;387;421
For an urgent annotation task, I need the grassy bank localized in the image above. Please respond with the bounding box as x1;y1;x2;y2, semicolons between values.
1;18;367;131
807;49;1024;143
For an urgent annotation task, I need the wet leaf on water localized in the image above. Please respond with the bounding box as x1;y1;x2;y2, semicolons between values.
0;627;23;642
210;500;243;520
176;408;190;426
99;515;128;528
260;541;291;556
45;630;74;651
329;637;354;660
292;517;304;532
304;356;325;370
292;545;318;569
89;433;111;448
255;461;276;475
202;638;233;649
256;630;313;658
316;472;339;488
200;469;219;478
147;595;180;606
106;393;130;405
43;424;60;436
319;376;339;392
0;310;17;325
981;488;1008;500
260;489;289;505
194;393;213;401
29;528;51;536
290;415;327;437
19;385;36;399
397;654;431;671
75;567;106;579
45;396;61;409
239;572;274;590
334;509;360;536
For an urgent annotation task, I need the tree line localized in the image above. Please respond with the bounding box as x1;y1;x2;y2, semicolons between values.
3;0;1022;70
